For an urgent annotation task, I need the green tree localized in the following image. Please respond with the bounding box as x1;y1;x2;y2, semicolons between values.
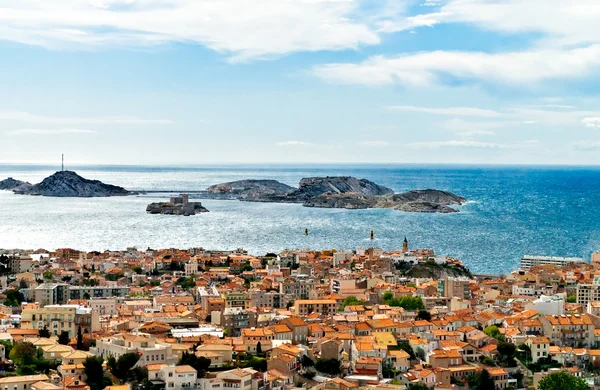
415;310;432;321
84;356;112;390
58;331;70;345
4;289;25;307
43;271;53;280
566;295;577;303
9;341;36;366
112;352;141;382
342;296;365;308
497;341;516;366
383;294;425;311
407;383;430;390
178;352;211;374
484;325;505;341
132;366;148;382
132;266;143;274
256;342;262;355
315;358;341;376
39;326;51;338
479;369;495;389
77;326;84;350
0;340;12;359
538;371;588;390
383;291;394;301
240;261;253;272
302;355;314;367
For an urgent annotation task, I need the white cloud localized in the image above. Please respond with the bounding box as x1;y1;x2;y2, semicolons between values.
408;139;539;150
0;111;173;125
275;140;314;147
382;1;600;49
573;141;600;150
583;117;600;128
358;141;391;147
314;45;600;87
6;128;97;135
523;120;539;124
386;105;501;117
408;140;503;149
455;130;496;137
0;0;382;61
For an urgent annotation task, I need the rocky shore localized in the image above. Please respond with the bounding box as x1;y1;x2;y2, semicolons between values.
205;176;466;213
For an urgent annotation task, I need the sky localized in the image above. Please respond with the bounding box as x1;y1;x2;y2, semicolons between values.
2;0;600;165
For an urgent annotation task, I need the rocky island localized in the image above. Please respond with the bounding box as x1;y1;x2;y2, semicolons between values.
0;177;32;192
1;171;133;197
205;176;467;213
207;179;295;201
146;194;209;216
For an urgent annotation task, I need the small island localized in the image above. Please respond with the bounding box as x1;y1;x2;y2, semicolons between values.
205;176;467;213
146;194;209;216
1;171;133;197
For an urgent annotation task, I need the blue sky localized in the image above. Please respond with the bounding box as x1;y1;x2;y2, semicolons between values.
2;0;600;165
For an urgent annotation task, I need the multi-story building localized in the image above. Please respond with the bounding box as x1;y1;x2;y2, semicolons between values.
576;278;600;306
158;365;197;390
9;256;35;273
220;307;250;337
539;314;594;347
68;286;129;301
221;290;250;309
88;298;122;316
90;333;177;365
294;299;337;317
280;276;315;300
248;290;283;309
35;284;129;306
35;283;70;306
520;255;584;269
21;304;99;336
437;277;471;299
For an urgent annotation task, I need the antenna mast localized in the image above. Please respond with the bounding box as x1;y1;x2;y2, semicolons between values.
62;154;64;171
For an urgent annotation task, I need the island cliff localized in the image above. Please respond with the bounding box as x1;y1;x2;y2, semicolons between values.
5;171;133;197
205;177;466;213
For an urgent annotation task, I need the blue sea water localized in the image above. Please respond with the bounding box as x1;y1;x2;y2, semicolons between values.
1;164;599;274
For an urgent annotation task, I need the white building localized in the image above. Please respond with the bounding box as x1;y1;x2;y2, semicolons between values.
159;365;197;390
90;333;177;365
520;255;584;269
525;295;565;316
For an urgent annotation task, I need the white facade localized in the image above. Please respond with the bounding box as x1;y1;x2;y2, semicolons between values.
525;295;564;316
520;255;584;269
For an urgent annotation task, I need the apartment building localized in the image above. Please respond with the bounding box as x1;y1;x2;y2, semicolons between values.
520;255;584;269
158;365;198;390
35;284;129;306
576;278;600;306
539;314;594;347
21;304;99;336
248;290;283;309
90;333;177;365
294;299;337;317
437;277;471;299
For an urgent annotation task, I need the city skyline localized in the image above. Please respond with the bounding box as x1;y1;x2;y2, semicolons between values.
2;1;600;165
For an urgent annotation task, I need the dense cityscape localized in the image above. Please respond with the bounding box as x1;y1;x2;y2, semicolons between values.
0;242;598;390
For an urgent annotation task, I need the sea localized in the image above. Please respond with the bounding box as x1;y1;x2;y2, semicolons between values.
1;164;600;274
